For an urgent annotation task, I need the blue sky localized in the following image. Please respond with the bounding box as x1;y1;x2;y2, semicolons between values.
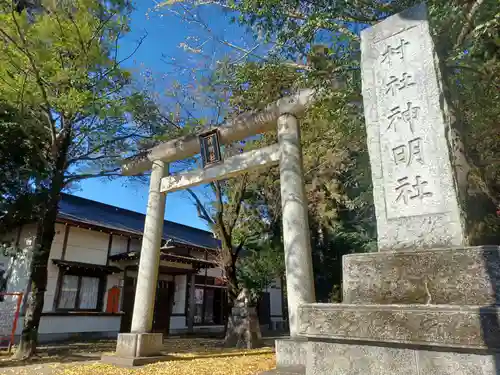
74;1;252;231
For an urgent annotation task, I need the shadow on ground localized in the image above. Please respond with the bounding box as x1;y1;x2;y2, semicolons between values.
0;336;279;368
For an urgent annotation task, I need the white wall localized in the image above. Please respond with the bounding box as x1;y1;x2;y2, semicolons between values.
44;225;125;313
129;238;142;253
0;225;36;328
110;235;128;256
206;267;222;278
2;222;285;338
268;278;283;318
170;316;186;330
49;223;67;260
172;275;186;314
191;250;207;264
0;224;125;338
15;315;121;335
43;223;67;311
0;224;37;295
64;227;109;265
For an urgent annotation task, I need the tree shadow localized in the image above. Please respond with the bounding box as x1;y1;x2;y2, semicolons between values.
0;339;117;368
0;337;277;369
0;351;100;368
158;348;274;362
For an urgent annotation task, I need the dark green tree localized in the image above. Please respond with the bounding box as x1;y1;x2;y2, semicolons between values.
0;0;177;357
159;0;500;302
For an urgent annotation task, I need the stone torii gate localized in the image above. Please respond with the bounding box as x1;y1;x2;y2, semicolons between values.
102;88;329;366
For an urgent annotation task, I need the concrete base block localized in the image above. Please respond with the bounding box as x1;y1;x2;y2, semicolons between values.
342;246;500;305
275;337;307;373
259;370;304;375
294;302;500;374
307;340;500;375
298;303;500;350
104;332;164;366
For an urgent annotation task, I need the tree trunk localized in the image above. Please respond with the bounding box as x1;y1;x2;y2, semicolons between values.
224;305;262;349
220;244;262;348
436;56;500;245
14;128;70;359
14;198;59;358
221;243;239;345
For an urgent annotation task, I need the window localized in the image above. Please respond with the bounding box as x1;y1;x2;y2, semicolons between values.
188;275;227;325
56;273;104;311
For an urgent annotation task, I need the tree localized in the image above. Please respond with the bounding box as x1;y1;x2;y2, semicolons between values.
214;52;375;299
0;102;49;231
159;0;500;303
156;0;378;304
179;0;500;242
145;17;266;345
187;175;254;345
236;241;285;303
0;0;176;358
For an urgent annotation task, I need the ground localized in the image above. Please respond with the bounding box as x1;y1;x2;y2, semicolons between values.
0;338;277;375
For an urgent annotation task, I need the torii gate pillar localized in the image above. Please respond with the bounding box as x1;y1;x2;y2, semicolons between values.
278;114;315;337
103;160;168;366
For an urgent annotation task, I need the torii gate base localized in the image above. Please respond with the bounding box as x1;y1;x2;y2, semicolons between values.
101;334;171;367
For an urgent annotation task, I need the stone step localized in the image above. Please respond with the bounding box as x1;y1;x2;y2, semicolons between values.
342;246;500;305
259;369;304;375
298;303;500;350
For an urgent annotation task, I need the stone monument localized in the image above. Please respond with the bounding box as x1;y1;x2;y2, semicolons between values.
224;288;263;349
266;3;500;375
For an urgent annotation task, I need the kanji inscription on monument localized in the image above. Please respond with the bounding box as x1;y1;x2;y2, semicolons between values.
361;4;464;250
372;23;448;219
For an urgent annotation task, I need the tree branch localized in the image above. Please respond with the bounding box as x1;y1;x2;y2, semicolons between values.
70;154;122;164
212;181;232;247
186;188;215;225
95;32;147;85
67;132;148;165
228;173;248;234
163;0;360;42
234;238;245;260
87;11;117;50
68;13;88;57
455;0;484;48
3;11;56;141
64;168;122;184
213;181;225;226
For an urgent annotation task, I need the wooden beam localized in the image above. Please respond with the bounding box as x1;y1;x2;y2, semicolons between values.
160;144;280;193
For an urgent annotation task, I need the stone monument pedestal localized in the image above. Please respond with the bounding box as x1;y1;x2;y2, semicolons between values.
101;333;171;367
270;337;308;374
265;2;500;374
267;246;500;374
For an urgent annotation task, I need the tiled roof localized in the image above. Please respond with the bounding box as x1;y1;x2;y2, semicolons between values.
58;193;219;250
